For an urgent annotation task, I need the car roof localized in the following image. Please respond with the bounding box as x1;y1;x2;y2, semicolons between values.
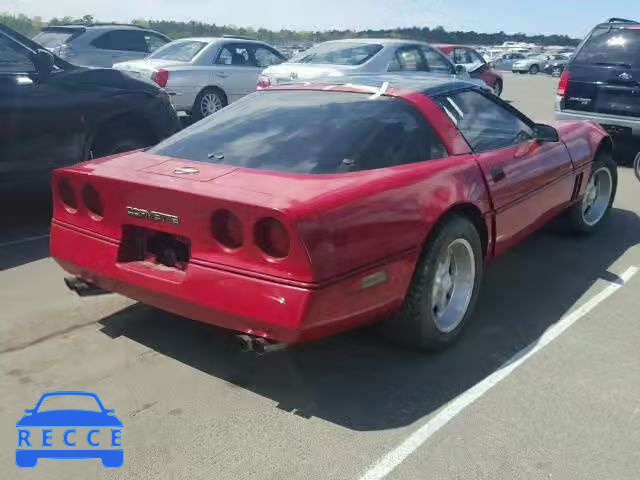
326;37;431;46
167;36;266;45
275;74;480;97
53;24;149;30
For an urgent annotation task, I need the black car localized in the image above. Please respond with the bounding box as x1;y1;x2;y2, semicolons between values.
556;17;640;160
542;55;570;77
0;24;179;190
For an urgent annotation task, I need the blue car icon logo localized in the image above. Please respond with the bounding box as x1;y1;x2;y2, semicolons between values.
16;391;123;468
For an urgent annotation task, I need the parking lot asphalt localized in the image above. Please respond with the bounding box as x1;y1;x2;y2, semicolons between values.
1;73;639;479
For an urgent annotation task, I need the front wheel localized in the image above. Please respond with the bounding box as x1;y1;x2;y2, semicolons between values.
529;64;540;75
565;152;617;234
551;66;563;77
381;215;483;351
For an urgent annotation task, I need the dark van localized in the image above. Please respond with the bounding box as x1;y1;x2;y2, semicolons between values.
556;17;640;160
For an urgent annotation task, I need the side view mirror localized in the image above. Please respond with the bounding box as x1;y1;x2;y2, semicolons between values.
533;123;560;143
34;49;54;82
455;64;467;75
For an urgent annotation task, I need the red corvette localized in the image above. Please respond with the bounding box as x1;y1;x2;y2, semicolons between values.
51;76;616;351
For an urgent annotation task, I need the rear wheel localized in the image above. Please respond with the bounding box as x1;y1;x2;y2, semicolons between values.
90;126;151;159
565;151;617;234
381;215;483;351
192;87;226;121
529;64;540;75
551;66;563;77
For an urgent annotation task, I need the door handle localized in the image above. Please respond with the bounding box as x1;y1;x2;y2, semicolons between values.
491;166;506;182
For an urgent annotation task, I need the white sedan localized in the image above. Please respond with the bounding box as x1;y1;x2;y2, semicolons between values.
258;38;484;88
114;36;286;120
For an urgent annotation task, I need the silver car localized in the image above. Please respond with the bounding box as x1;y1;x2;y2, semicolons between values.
114;36;286;119
32;24;170;68
512;54;568;75
259;38;480;87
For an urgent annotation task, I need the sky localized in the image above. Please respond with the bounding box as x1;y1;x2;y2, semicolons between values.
1;0;639;38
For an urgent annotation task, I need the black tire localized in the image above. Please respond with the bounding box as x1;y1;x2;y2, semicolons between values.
565;150;617;235
634;152;640;182
493;79;503;97
191;87;227;122
381;215;483;351
529;64;540;75
551;66;563;77
91;126;151;159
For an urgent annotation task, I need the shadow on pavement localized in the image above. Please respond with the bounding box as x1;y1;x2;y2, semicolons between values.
97;208;640;431
0;188;52;270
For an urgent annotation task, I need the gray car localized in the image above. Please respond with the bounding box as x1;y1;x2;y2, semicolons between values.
32;24;171;68
114;36;286;119
512;54;568;75
258;39;485;88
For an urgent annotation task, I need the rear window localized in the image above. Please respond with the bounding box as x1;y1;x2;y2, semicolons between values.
150;40;207;61
33;28;85;48
149;90;447;174
290;42;383;66
574;26;640;67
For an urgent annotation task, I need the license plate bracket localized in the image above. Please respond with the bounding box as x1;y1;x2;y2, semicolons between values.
118;226;190;272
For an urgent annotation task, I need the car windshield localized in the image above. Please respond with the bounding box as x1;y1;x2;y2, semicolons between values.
573;26;640;67
36;395;102;412
149;40;208;61
149;90;446;173
33;28;83;48
290;42;383;65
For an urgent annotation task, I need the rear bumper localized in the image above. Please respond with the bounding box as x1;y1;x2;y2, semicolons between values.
50;221;415;343
556;108;640;137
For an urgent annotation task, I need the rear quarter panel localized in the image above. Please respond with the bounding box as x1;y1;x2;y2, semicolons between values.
296;156;491;282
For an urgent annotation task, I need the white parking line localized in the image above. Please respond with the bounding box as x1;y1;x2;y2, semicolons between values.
359;266;639;480
0;234;50;249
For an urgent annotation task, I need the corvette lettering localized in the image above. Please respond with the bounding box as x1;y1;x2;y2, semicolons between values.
125;207;180;225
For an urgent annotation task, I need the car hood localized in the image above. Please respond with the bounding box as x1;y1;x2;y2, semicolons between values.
16;410;123;427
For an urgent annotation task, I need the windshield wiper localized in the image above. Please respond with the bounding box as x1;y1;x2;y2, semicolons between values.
593;61;633;68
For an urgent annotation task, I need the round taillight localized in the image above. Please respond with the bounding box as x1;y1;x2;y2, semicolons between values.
82;184;104;220
211;210;244;249
58;178;77;212
254;218;290;258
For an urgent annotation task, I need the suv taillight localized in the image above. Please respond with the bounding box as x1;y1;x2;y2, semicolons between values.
152;69;169;88
256;74;271;90
557;71;570;97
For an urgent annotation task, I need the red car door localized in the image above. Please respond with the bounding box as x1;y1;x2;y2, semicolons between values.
436;90;575;254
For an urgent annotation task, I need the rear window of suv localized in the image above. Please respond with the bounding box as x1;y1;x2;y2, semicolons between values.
33;27;85;48
149;90;447;174
573;26;640;67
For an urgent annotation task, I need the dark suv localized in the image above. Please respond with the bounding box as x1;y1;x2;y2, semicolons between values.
556;18;640;159
0;24;179;191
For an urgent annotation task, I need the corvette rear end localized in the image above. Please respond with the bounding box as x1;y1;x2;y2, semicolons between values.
51;154;416;344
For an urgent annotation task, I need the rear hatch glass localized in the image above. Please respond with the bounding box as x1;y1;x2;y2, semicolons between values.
33;27;85;49
289;42;383;66
149;40;207;61
565;25;640;118
149;90;446;174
